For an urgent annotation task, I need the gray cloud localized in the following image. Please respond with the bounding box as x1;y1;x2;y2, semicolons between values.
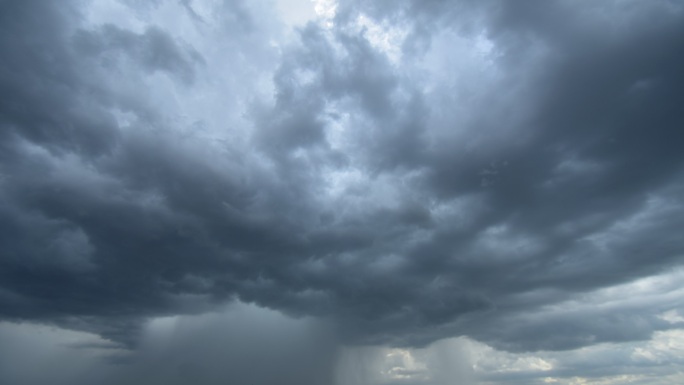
74;24;204;85
1;3;684;383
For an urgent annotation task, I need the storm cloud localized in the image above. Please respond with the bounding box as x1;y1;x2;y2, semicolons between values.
1;0;684;384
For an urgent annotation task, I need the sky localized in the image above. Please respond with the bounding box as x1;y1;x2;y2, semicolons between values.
1;0;683;384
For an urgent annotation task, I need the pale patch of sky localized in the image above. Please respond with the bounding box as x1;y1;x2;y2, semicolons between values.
353;14;408;64
274;0;317;27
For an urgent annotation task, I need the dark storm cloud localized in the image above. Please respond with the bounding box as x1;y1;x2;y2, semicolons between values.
1;0;684;360
316;0;684;349
0;0;228;343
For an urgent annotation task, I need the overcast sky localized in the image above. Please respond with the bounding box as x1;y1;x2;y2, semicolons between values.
1;0;684;384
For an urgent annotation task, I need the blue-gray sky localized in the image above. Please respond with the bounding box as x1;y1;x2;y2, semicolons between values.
1;1;683;384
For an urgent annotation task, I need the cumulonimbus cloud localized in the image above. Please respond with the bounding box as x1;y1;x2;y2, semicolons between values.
1;0;683;364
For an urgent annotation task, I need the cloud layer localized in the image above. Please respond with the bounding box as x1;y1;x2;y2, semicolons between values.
1;0;684;382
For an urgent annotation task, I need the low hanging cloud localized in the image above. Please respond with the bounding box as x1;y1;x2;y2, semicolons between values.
1;0;684;383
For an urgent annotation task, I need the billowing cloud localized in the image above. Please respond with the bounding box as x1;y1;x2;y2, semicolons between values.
1;0;684;384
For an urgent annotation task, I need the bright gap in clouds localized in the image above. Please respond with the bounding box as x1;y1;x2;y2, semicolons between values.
275;0;317;27
275;0;338;27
